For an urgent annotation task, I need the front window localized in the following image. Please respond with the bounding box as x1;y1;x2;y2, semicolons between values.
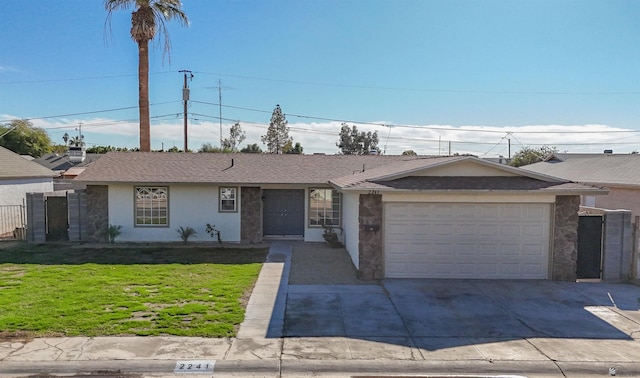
219;187;237;212
135;186;168;226
309;188;340;227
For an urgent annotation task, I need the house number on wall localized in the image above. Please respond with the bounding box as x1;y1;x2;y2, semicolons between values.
174;360;215;373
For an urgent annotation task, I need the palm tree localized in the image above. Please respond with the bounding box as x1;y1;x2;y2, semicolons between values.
105;0;188;152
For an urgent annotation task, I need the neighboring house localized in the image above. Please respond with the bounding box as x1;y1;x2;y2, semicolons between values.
523;153;640;217
0;146;56;237
33;151;102;190
0;146;56;206
75;152;603;281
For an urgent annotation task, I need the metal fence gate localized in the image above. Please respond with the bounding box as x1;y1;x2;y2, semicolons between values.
46;196;68;241
577;215;604;279
0;204;27;240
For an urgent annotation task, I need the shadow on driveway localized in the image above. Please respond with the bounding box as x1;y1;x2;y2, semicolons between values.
279;243;640;351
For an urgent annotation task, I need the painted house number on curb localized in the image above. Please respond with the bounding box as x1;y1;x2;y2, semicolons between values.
174;360;215;373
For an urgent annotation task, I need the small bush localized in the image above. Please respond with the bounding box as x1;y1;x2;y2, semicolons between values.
322;225;343;248
205;224;222;244
177;226;197;243
103;224;122;244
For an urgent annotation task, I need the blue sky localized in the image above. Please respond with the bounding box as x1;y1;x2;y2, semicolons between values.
1;0;640;156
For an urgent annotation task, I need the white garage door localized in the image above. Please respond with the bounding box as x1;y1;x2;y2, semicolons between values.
384;203;551;279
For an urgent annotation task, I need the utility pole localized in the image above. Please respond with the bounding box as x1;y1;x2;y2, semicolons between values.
508;138;511;160
179;70;193;152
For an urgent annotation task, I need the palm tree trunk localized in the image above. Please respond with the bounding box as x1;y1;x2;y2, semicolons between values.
138;39;151;152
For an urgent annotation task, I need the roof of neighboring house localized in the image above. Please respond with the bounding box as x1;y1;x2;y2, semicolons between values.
75;152;604;195
74;152;417;184
522;153;640;187
33;152;102;172
0;146;57;180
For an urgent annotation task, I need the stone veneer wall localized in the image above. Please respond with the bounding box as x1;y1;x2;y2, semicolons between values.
85;185;108;242
358;193;383;280
241;187;262;243
552;195;580;281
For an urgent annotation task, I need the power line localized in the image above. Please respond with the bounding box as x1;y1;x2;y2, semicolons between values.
194;71;640;96
0;101;180;123
0;71;175;85
190;99;640;135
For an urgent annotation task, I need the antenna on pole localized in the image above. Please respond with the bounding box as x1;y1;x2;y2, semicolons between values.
179;70;193;152
218;78;222;148
205;81;235;148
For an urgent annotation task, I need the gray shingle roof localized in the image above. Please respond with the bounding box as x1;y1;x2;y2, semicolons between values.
0;146;57;179
33;153;102;171
74;152;419;184
523;153;640;187
75;152;602;194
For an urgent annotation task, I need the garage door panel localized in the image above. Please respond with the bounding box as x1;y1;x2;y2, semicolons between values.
384;203;551;279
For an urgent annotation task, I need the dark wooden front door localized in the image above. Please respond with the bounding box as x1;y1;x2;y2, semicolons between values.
577;215;603;279
263;189;304;237
46;196;68;241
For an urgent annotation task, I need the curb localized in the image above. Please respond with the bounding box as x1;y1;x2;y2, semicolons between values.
2;359;639;377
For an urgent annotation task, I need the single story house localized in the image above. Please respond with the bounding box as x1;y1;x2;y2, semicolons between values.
0;146;56;237
74;152;605;281
523;153;640;217
0;146;56;206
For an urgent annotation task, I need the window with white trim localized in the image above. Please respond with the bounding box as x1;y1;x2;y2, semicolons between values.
219;187;238;212
135;186;168;226
309;188;340;227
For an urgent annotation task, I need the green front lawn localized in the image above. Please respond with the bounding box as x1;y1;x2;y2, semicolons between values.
0;243;267;338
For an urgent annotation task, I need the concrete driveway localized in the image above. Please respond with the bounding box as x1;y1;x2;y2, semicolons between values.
283;280;640;361
285;280;640;341
284;244;640;350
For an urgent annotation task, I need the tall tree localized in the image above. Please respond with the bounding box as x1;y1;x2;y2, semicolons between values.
509;146;558;167
221;122;246;152
0;120;52;158
261;105;292;154
104;0;189;152
336;123;380;155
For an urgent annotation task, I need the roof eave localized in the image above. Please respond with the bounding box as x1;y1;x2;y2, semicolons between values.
336;187;609;195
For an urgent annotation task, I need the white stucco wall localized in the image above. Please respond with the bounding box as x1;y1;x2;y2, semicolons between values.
0;178;54;206
108;184;241;243
341;191;361;269
303;187;333;243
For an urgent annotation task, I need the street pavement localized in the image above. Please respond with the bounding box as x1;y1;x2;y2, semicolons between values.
1;241;640;377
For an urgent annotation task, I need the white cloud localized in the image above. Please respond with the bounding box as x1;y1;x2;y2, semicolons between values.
0;65;20;73
18;116;640;156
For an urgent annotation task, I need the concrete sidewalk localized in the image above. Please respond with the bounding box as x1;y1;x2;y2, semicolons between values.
2;241;640;377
